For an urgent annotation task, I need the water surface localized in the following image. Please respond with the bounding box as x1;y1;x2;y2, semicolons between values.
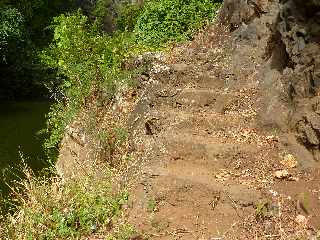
0;101;49;197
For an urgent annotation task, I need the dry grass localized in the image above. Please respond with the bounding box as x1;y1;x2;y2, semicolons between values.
0;164;135;240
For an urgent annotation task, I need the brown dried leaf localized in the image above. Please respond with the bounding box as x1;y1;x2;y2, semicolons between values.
280;154;297;168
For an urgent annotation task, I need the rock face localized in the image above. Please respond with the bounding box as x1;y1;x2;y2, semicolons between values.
219;0;320;166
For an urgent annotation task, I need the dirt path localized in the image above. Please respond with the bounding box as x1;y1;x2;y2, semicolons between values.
124;26;320;239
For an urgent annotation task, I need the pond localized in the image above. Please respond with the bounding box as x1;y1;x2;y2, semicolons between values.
0;101;50;199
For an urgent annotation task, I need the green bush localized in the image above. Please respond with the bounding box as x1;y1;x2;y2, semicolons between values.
41;11;137;149
116;3;143;32
92;0;110;26
0;7;25;60
134;0;221;46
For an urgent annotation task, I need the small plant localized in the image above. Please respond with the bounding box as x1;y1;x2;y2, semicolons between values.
147;198;157;213
97;127;128;166
255;200;269;220
297;192;310;215
107;224;137;240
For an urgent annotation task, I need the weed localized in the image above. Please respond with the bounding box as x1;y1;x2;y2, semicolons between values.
255;200;269;220
147;198;157;213
297;192;310;215
41;12;147;151
97;127;128;166
107;224;136;240
1;167;129;239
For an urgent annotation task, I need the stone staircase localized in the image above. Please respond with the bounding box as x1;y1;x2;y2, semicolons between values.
125;63;273;239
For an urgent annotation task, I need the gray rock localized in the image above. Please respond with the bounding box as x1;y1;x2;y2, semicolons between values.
172;63;189;72
307;113;320;132
227;184;262;207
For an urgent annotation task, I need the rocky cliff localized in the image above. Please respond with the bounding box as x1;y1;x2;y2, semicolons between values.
219;0;320;167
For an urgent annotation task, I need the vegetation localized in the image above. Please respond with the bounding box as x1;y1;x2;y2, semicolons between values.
0;0;77;100
116;2;143;32
42;11;126;148
0;168;133;239
0;7;25;60
135;0;221;46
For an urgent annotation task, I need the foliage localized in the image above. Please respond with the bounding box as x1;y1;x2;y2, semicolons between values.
0;7;25;60
12;0;76;44
0;4;45;100
134;0;221;46
116;2;143;32
255;200;269;220
0;0;76;100
147;198;157;213
41;11;135;149
1;168;131;239
91;0;110;27
106;224;136;240
98;127;129;166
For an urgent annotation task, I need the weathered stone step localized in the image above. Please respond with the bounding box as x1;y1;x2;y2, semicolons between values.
163;133;259;169
175;88;224;107
153;88;256;115
149;175;262;209
151;88;229;108
136;175;261;239
147;107;253;134
155;160;221;186
145;176;236;238
169;62;228;90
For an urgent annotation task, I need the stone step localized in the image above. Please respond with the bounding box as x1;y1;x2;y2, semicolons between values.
155;160;221;186
151;88;230;109
149;175;262;210
162;133;259;169
152;88;256;116
147;107;254;135
170;62;228;90
175;88;223;107
136;175;261;239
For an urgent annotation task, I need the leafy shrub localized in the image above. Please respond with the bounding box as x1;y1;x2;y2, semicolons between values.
116;2;143;31
92;0;110;26
134;0;221;46
1;169;130;239
0;7;25;60
41;11;137;149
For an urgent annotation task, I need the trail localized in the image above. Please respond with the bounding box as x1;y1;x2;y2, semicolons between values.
124;25;320;239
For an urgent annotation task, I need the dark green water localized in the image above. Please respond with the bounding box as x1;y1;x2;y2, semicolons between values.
0;101;50;197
